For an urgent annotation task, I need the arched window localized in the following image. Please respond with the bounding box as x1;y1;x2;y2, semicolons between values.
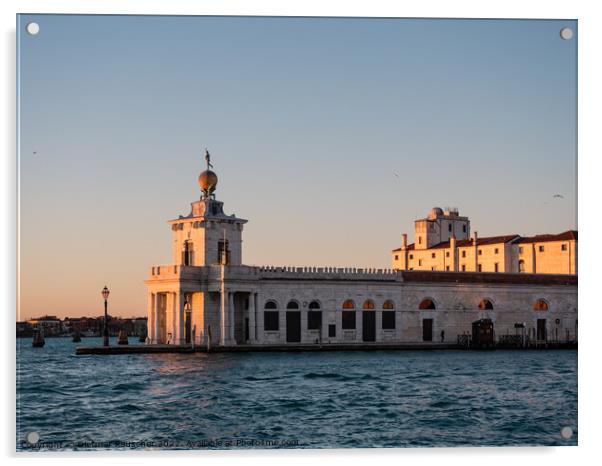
478;299;494;310
264;300;278;309
518;260;525;273
419;298;436;310
342;299;355;309
286;301;299;309
308;301;322;330
362;299;375;310
533;299;549;311
382;300;396;330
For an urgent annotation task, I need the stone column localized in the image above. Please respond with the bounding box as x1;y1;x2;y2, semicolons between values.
228;292;235;344
256;294;264;344
174;292;184;345
248;292;256;343
147;292;154;343
154;293;160;344
375;310;382;342
220;287;227;346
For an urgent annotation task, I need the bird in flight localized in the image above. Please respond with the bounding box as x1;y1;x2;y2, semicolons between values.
553;194;564;199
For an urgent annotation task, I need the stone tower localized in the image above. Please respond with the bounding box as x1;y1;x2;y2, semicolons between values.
168;150;247;267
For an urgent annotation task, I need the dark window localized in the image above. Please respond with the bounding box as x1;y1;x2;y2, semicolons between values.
431;253;436;258
418;237;422;244
264;311;279;331
264;301;277;309
478;249;482;255
539;245;545;252
308;311;322;330
328;324;336;338
519;246;524;254
561;244;567;251
461;264;466;271
494;248;499;254
309;301;321;309
395;254;399;260
418;259;423;266
463;225;467;233
342;311;356;329
286;301;299;309
494;263;499;272
448;224;452;232
445;251;450;257
182;241;193;266
382;311;396;329
217;239;230;264
382;300;394;310
518;260;525;273
462;251;466;258
409;254;413;259
477;264;482;272
446;266;450;271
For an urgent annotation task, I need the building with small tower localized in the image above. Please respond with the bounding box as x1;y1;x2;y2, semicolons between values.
145;155;577;349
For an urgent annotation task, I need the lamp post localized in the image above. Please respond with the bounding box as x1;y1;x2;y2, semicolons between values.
102;286;110;346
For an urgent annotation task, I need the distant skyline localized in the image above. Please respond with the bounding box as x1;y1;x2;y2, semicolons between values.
18;15;576;319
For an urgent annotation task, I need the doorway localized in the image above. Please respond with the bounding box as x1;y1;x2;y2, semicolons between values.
362;311;376;342
422;318;433;342
286;311;301;342
537;319;547;341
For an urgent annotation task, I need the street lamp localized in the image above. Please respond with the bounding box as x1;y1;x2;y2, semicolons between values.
102;286;110;346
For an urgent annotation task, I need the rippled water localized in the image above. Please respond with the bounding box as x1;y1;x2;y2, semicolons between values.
16;338;577;450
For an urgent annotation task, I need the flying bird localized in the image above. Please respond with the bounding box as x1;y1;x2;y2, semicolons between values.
393;172;400;178
553;194;564;199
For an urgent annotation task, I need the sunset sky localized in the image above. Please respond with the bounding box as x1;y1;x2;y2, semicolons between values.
18;15;576;320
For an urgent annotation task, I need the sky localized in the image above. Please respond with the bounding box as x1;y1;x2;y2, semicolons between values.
17;15;577;320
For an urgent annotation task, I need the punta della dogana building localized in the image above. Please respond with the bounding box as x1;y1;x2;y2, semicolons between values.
145;154;577;348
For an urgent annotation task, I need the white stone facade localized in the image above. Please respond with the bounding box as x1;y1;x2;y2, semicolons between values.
145;167;577;348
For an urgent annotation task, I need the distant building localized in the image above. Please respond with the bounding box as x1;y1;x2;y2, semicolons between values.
26;315;63;335
392;207;577;274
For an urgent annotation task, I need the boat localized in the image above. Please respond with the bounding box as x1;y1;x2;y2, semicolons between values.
117;330;129;345
32;329;45;348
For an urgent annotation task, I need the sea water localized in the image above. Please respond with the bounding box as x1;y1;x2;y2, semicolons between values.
16;338;577;450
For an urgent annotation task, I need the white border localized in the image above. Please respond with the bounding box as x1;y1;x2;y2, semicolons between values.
3;1;601;465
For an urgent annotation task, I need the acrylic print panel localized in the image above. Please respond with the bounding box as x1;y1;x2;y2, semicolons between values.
16;15;577;451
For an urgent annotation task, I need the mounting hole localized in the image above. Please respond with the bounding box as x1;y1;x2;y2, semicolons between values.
560;426;573;439
26;431;40;444
560;27;573;40
26;22;40;35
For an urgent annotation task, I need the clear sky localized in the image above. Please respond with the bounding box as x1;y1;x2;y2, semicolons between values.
17;15;577;320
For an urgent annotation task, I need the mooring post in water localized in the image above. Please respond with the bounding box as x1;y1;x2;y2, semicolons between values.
207;325;212;353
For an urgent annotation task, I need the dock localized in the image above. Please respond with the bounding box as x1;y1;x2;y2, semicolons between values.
74;341;576;355
76;343;462;355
